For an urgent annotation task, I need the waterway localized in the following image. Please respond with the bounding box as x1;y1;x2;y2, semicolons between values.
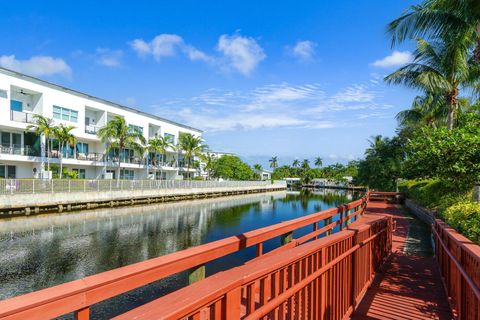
0;188;360;319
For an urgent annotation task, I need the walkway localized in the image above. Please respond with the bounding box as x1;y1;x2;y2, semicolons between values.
353;201;453;320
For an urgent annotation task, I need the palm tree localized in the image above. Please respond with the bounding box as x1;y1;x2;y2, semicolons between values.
269;156;278;170
97;116;146;182
26;115;55;175
177;133;208;179
253;163;263;180
200;152;216;180
301;159;310;172
53;124;76;179
396;93;449;130
292;159;300;168
314;157;323;168
148;136;174;180
385;37;473;130
387;0;480;61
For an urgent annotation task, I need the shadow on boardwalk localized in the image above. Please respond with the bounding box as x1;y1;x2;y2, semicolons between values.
352;202;453;320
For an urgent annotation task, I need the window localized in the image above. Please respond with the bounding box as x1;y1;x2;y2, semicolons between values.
76;142;89;154
10;100;22;112
72;168;86;179
0;165;16;178
1;132;21;148
120;169;134;180
164;133;175;144
53;106;78;122
128;124;143;135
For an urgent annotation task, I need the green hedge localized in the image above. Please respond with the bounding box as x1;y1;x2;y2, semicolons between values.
398;179;470;211
444;202;480;244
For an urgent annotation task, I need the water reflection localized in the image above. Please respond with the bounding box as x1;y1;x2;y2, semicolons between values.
0;188;358;318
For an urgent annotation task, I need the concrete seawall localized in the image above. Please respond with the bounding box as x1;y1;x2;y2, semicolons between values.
0;183;286;217
404;199;436;225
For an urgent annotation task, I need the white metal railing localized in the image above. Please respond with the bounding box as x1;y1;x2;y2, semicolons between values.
0;179;286;195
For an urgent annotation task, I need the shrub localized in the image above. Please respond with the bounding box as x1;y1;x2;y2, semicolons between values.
398;178;470;211
443;202;480;244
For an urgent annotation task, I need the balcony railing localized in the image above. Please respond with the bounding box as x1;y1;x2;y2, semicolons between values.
10;110;37;124
85;125;101;135
0;144;40;157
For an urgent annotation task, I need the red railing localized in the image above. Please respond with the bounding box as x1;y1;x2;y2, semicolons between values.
114;210;392;319
0;194;370;319
433;219;480;320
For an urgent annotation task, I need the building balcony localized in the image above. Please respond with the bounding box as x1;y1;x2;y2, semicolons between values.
85;125;101;135
10;110;37;124
0;144;40;157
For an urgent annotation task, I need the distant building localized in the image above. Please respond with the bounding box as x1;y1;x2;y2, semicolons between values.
260;169;272;181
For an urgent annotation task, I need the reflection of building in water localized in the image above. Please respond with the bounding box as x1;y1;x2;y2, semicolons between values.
0;192;288;300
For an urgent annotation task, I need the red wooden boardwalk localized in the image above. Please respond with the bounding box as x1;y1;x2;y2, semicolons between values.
353;201;453;320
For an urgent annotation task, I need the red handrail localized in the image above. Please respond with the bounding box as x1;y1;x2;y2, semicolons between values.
433;219;480;320
0;193;370;320
114;211;393;319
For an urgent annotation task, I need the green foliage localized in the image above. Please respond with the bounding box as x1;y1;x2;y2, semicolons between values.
405;112;480;187
355;136;404;191
443;202;480;244
398;179;470;211
271;161;358;184
211;155;254;181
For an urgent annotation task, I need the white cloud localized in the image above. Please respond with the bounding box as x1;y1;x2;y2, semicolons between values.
371;51;413;68
130;34;212;62
216;34;266;75
290;40;317;61
0;55;72;77
152;78;391;132
96;48;123;67
129;33;265;75
333;85;377;103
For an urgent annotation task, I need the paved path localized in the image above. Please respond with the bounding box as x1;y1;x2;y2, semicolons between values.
352;201;453;320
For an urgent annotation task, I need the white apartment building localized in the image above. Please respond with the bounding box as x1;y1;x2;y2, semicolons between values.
0;67;202;180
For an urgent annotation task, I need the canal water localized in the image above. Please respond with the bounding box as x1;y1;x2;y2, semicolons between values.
0;189;359;319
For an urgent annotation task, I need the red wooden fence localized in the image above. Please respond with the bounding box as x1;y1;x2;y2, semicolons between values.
0;194;369;319
433;219;480;320
114;213;392;319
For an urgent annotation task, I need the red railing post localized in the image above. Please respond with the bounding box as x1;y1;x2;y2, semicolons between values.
224;287;241;319
74;307;90;320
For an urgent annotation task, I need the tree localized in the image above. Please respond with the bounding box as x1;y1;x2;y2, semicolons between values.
387;0;480;61
292;159;300;168
385;37;474;130
200;153;216;180
301;159;310;172
53;124;76;179
178;133;208;179
26;115;55;175
148;136;174;180
269;156;278;170
211;155;254;180
253;163;263;180
314;157;323;168
405;111;480;190
97;116;146;182
356;136;405;191
396;93;448;130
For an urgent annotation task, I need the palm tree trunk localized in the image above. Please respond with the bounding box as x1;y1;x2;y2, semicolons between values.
46;136;51;173
446;89;458;130
59;141;63;179
475;23;480;63
117;148;122;183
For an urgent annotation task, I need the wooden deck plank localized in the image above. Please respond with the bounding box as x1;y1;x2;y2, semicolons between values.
352;201;453;320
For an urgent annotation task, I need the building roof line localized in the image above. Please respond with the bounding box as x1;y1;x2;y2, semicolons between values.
0;67;202;133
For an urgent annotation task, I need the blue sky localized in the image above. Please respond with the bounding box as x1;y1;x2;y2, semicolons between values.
0;0;420;167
